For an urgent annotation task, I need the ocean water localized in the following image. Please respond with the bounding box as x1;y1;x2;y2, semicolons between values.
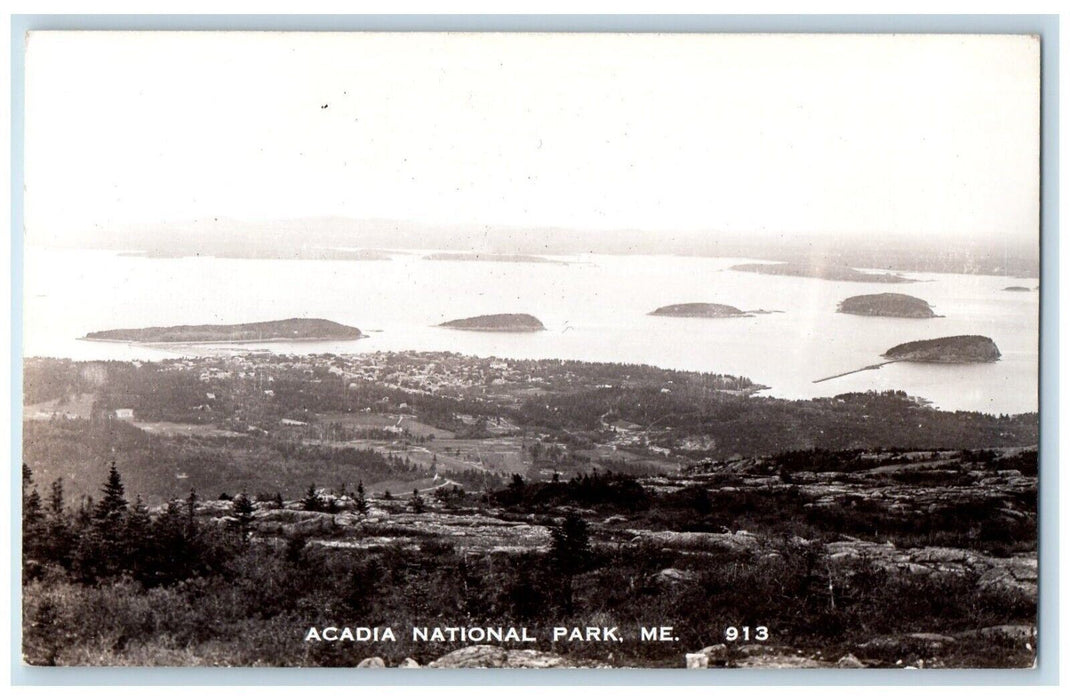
23;247;1039;415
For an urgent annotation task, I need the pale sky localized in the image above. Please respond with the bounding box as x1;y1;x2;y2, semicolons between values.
24;31;1040;248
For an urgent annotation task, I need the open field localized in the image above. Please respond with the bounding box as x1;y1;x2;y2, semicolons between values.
24;393;96;421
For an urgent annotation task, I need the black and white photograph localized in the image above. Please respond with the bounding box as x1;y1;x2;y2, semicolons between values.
17;29;1042;670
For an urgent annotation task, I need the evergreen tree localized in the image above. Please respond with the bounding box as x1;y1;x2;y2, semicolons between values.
510;473;526;492
550;511;592;574
185;489;198;535
146;500;193;587
43;478;74;569
94;462;128;526
22;463;32;489
303;484;324;512
232;493;255;540
48;478;65;518
548;511;592;614
408;488;425;514
75;465;130;582
22;465;45;576
126;496;151;536
123;496;152;577
75;496;94;529
22;464;44;529
24;487;43;530
355;481;369;516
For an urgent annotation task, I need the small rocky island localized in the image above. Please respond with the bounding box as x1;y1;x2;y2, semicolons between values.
649;303;750;318
814;335;1001;383
438;313;546;332
84;318;365;344
883;335;1002;363
1003;286;1032;292
731;262;915;283
837;293;937;318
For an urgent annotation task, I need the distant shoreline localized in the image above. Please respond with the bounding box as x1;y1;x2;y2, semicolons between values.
31;245;1040;279
80;335;368;346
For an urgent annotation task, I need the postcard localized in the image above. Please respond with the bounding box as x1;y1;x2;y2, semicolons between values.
19;30;1040;671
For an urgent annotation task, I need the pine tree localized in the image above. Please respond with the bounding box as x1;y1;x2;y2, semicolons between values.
510;473;525;493
185;489;198;535
75;496;94;529
550;511;591;574
91;464;128;563
355;481;369;516
548;511;592;615
232;493;255;540
24;488;43;530
74;465;131;582
302;484;324;512
48;478;65;518
124;496;152;576
22;464;43;529
94;462;128;525
147;500;191;586
22;464;45;576
408;488;425;514
44;478;74;569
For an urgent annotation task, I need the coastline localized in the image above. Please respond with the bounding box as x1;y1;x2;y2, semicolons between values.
80;334;368;346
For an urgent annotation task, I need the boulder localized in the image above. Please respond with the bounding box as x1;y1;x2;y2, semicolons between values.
398;657;421;668
356;656;385;668
734;653;823;669
906;633;956;645
836;653;865;668
958;624;1036;644
861;633;955;654
698;644;728;661
504;649;568;669
655;568;697;585
685;653;709;669
634;530;760;553
429;645;509;668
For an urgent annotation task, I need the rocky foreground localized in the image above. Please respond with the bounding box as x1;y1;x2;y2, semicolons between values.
232;500;1035;602
181;447;1036;669
203;449;1036;600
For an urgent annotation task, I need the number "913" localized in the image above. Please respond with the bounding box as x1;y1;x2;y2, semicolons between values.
725;626;769;642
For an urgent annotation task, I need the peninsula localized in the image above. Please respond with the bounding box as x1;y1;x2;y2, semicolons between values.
731;262;915;284
438;314;546;332
813;335;1001;384
84;318;366;344
837;293;937;318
